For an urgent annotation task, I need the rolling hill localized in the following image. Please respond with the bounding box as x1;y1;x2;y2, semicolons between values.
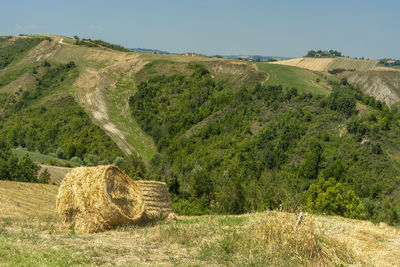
273;57;400;107
3;34;400;265
1;34;400;227
273;57;379;72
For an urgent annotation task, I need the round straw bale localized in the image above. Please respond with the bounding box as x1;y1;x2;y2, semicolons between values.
135;180;175;222
56;165;144;233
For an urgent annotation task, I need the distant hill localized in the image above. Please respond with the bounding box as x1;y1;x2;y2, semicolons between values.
1;34;400;227
129;48;291;62
220;55;292;62
129;48;172;54
272;57;400;107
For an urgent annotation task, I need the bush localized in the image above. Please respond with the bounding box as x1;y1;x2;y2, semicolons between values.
38;168;50;184
327;88;356;116
113;156;124;166
56;147;64;159
70;156;83;165
84;154;101;166
306;178;365;219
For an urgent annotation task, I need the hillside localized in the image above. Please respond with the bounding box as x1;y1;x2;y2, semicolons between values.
2;35;400;227
1;180;399;266
341;70;400;107
273;57;400;107
274;57;379;72
256;62;333;95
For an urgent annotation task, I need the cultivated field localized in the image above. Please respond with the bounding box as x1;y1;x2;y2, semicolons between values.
272;57;334;71
274;57;379;72
1;180;400;266
256;62;333;95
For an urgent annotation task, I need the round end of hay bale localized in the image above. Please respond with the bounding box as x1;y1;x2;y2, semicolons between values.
105;166;145;222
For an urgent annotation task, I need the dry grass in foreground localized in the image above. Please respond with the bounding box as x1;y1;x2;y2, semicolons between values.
1;180;400;266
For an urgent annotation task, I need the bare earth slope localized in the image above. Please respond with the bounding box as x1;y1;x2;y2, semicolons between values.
343;70;400;106
274;57;400;107
1;180;400;266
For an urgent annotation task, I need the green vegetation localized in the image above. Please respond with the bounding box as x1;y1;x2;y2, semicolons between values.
0;37;45;88
0;37;44;70
0;60;146;179
306;49;342;57
257;62;331;95
1;35;400;226
328;68;355;74
306;177;365;218
378;58;400;68
12;148;74;167
130;63;400;225
105;75;157;161
0;141;42;183
73;35;130;52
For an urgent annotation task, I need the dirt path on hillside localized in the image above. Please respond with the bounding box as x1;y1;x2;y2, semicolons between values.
74;68;137;155
252;63;270;83
73;53;149;157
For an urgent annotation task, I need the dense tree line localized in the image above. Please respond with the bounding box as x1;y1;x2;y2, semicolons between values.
73;36;130;52
328;68;355;74
130;62;400;225
379;58;400;67
305;49;342;57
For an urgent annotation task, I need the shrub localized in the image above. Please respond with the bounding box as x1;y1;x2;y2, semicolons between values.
38;168;50;184
56;147;64;159
70;156;84;165
306;178;365;219
113;156;124;167
84;154;101;166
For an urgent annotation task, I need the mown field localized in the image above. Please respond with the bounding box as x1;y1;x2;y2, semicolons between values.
327;57;379;71
1;180;400;266
274;57;379;72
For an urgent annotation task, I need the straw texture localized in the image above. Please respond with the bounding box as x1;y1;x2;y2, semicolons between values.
56;165;144;233
136;180;174;222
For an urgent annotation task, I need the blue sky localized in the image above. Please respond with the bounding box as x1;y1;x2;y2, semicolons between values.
1;0;399;58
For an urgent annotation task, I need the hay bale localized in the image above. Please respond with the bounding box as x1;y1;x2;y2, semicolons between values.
56;165;144;233
135;180;174;222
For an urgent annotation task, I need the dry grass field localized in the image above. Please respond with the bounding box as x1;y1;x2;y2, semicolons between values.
274;57;379;72
1;180;400;266
272;57;334;71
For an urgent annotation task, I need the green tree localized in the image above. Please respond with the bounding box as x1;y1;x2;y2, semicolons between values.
327;87;356;116
38;168;50;184
306;178;365;219
19;154;40;182
113;156;125;167
56;147;64;159
70;156;84;165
